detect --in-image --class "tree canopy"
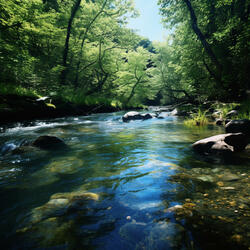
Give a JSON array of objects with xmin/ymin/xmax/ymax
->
[
  {"xmin": 0, "ymin": 0, "xmax": 249, "ymax": 107},
  {"xmin": 157, "ymin": 0, "xmax": 249, "ymax": 103}
]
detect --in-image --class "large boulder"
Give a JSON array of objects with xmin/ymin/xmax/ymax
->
[
  {"xmin": 122, "ymin": 111, "xmax": 153, "ymax": 122},
  {"xmin": 192, "ymin": 133, "xmax": 248, "ymax": 155},
  {"xmin": 225, "ymin": 119, "xmax": 250, "ymax": 137},
  {"xmin": 32, "ymin": 135, "xmax": 66, "ymax": 150}
]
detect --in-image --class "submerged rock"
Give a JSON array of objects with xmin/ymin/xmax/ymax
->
[
  {"xmin": 11, "ymin": 146, "xmax": 40, "ymax": 155},
  {"xmin": 196, "ymin": 175, "xmax": 214, "ymax": 183},
  {"xmin": 192, "ymin": 133, "xmax": 248, "ymax": 155},
  {"xmin": 119, "ymin": 220, "xmax": 147, "ymax": 243},
  {"xmin": 120, "ymin": 220, "xmax": 186, "ymax": 249},
  {"xmin": 17, "ymin": 216, "xmax": 75, "ymax": 248},
  {"xmin": 220, "ymin": 173, "xmax": 240, "ymax": 182},
  {"xmin": 144, "ymin": 221, "xmax": 185, "ymax": 249},
  {"xmin": 32, "ymin": 135, "xmax": 66, "ymax": 150},
  {"xmin": 31, "ymin": 191, "xmax": 99, "ymax": 223},
  {"xmin": 122, "ymin": 111, "xmax": 153, "ymax": 122},
  {"xmin": 0, "ymin": 143, "xmax": 17, "ymax": 155},
  {"xmin": 45, "ymin": 156, "xmax": 84, "ymax": 174}
]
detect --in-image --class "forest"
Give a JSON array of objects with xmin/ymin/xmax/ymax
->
[
  {"xmin": 0, "ymin": 1, "xmax": 250, "ymax": 249},
  {"xmin": 0, "ymin": 0, "xmax": 249, "ymax": 111}
]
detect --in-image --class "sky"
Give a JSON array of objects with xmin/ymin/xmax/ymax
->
[{"xmin": 127, "ymin": 0, "xmax": 169, "ymax": 42}]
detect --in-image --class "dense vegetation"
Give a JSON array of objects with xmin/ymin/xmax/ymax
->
[
  {"xmin": 0, "ymin": 0, "xmax": 249, "ymax": 109},
  {"xmin": 157, "ymin": 0, "xmax": 249, "ymax": 103}
]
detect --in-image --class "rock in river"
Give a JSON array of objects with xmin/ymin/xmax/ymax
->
[
  {"xmin": 31, "ymin": 191, "xmax": 99, "ymax": 223},
  {"xmin": 215, "ymin": 118, "xmax": 224, "ymax": 126},
  {"xmin": 32, "ymin": 135, "xmax": 66, "ymax": 150},
  {"xmin": 122, "ymin": 111, "xmax": 153, "ymax": 122},
  {"xmin": 192, "ymin": 133, "xmax": 248, "ymax": 155},
  {"xmin": 226, "ymin": 110, "xmax": 238, "ymax": 118},
  {"xmin": 225, "ymin": 119, "xmax": 250, "ymax": 137}
]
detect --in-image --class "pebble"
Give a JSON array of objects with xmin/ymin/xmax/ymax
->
[
  {"xmin": 220, "ymin": 187, "xmax": 235, "ymax": 190},
  {"xmin": 221, "ymin": 174, "xmax": 240, "ymax": 182}
]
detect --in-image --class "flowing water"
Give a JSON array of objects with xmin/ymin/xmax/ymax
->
[{"xmin": 0, "ymin": 111, "xmax": 249, "ymax": 249}]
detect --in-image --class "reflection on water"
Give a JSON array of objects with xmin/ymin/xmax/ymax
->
[{"xmin": 0, "ymin": 112, "xmax": 249, "ymax": 249}]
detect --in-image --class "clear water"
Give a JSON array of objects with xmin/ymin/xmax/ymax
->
[{"xmin": 0, "ymin": 112, "xmax": 249, "ymax": 249}]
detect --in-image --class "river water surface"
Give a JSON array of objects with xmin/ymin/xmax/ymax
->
[{"xmin": 0, "ymin": 111, "xmax": 249, "ymax": 249}]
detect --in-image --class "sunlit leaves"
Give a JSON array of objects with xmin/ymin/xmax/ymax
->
[{"xmin": 157, "ymin": 0, "xmax": 250, "ymax": 101}]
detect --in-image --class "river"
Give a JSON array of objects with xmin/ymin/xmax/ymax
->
[{"xmin": 0, "ymin": 111, "xmax": 249, "ymax": 249}]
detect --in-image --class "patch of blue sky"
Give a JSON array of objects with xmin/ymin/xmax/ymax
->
[{"xmin": 126, "ymin": 0, "xmax": 171, "ymax": 42}]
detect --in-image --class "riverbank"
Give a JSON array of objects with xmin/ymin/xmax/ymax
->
[
  {"xmin": 1, "ymin": 93, "xmax": 249, "ymax": 129},
  {"xmin": 0, "ymin": 94, "xmax": 121, "ymax": 125}
]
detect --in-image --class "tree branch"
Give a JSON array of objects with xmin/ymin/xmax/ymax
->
[{"xmin": 183, "ymin": 0, "xmax": 223, "ymax": 86}]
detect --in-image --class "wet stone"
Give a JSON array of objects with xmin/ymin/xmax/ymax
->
[
  {"xmin": 119, "ymin": 221, "xmax": 147, "ymax": 244},
  {"xmin": 143, "ymin": 222, "xmax": 186, "ymax": 249},
  {"xmin": 220, "ymin": 173, "xmax": 241, "ymax": 182},
  {"xmin": 30, "ymin": 191, "xmax": 99, "ymax": 223},
  {"xmin": 196, "ymin": 175, "xmax": 214, "ymax": 183},
  {"xmin": 46, "ymin": 156, "xmax": 84, "ymax": 174}
]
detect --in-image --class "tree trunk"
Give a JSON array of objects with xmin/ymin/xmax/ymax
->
[
  {"xmin": 74, "ymin": 0, "xmax": 107, "ymax": 88},
  {"xmin": 126, "ymin": 77, "xmax": 142, "ymax": 104},
  {"xmin": 183, "ymin": 0, "xmax": 223, "ymax": 85},
  {"xmin": 60, "ymin": 0, "xmax": 81, "ymax": 85}
]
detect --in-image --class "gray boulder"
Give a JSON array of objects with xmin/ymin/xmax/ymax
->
[
  {"xmin": 192, "ymin": 133, "xmax": 248, "ymax": 155},
  {"xmin": 225, "ymin": 119, "xmax": 250, "ymax": 137},
  {"xmin": 122, "ymin": 111, "xmax": 153, "ymax": 122}
]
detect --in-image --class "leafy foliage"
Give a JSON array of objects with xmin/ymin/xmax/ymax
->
[
  {"xmin": 0, "ymin": 0, "xmax": 249, "ymax": 108},
  {"xmin": 157, "ymin": 0, "xmax": 250, "ymax": 103},
  {"xmin": 0, "ymin": 0, "xmax": 159, "ymax": 107}
]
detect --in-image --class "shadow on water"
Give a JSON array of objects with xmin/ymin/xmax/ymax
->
[{"xmin": 0, "ymin": 112, "xmax": 249, "ymax": 249}]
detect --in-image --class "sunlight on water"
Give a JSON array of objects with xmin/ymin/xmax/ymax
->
[{"xmin": 0, "ymin": 112, "xmax": 249, "ymax": 249}]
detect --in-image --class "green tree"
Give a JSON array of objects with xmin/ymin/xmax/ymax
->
[{"xmin": 158, "ymin": 0, "xmax": 250, "ymax": 101}]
